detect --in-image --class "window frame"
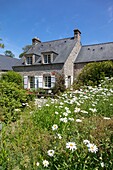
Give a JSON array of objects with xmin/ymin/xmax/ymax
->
[
  {"xmin": 44, "ymin": 75, "xmax": 51, "ymax": 88},
  {"xmin": 29, "ymin": 76, "xmax": 35, "ymax": 89},
  {"xmin": 43, "ymin": 54, "xmax": 51, "ymax": 64},
  {"xmin": 26, "ymin": 56, "xmax": 33, "ymax": 65}
]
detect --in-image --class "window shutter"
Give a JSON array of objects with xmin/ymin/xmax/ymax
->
[
  {"xmin": 34, "ymin": 76, "xmax": 38, "ymax": 89},
  {"xmin": 24, "ymin": 76, "xmax": 28, "ymax": 89},
  {"xmin": 51, "ymin": 75, "xmax": 55, "ymax": 88},
  {"xmin": 38, "ymin": 76, "xmax": 43, "ymax": 88},
  {"xmin": 65, "ymin": 75, "xmax": 68, "ymax": 88}
]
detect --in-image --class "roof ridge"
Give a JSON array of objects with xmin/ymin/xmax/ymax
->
[
  {"xmin": 82, "ymin": 41, "xmax": 113, "ymax": 47},
  {"xmin": 41, "ymin": 37, "xmax": 74, "ymax": 44}
]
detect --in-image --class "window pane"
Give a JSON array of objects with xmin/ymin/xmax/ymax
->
[
  {"xmin": 26, "ymin": 57, "xmax": 32, "ymax": 64},
  {"xmin": 44, "ymin": 55, "xmax": 47, "ymax": 63},
  {"xmin": 30, "ymin": 77, "xmax": 34, "ymax": 88},
  {"xmin": 48, "ymin": 55, "xmax": 51, "ymax": 63},
  {"xmin": 44, "ymin": 76, "xmax": 51, "ymax": 88}
]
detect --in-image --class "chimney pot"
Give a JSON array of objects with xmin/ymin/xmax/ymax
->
[
  {"xmin": 73, "ymin": 29, "xmax": 81, "ymax": 41},
  {"xmin": 32, "ymin": 37, "xmax": 41, "ymax": 45}
]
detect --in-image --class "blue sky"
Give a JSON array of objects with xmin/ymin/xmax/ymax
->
[{"xmin": 0, "ymin": 0, "xmax": 113, "ymax": 58}]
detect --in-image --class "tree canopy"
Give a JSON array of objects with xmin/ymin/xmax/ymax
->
[
  {"xmin": 4, "ymin": 50, "xmax": 15, "ymax": 58},
  {"xmin": 0, "ymin": 38, "xmax": 4, "ymax": 48},
  {"xmin": 19, "ymin": 45, "xmax": 32, "ymax": 58}
]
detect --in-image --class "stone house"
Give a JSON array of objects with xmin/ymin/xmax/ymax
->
[{"xmin": 13, "ymin": 29, "xmax": 113, "ymax": 90}]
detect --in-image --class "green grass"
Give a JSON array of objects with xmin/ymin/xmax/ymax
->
[{"xmin": 0, "ymin": 77, "xmax": 113, "ymax": 169}]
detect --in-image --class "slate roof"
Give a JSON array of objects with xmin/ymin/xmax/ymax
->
[
  {"xmin": 0, "ymin": 55, "xmax": 20, "ymax": 71},
  {"xmin": 75, "ymin": 42, "xmax": 113, "ymax": 63},
  {"xmin": 16, "ymin": 37, "xmax": 77, "ymax": 66}
]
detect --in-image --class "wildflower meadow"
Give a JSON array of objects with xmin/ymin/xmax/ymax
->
[{"xmin": 0, "ymin": 77, "xmax": 113, "ymax": 169}]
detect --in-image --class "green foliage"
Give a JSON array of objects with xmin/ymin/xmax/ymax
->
[
  {"xmin": 0, "ymin": 81, "xmax": 34, "ymax": 123},
  {"xmin": 19, "ymin": 45, "xmax": 32, "ymax": 58},
  {"xmin": 4, "ymin": 50, "xmax": 15, "ymax": 58},
  {"xmin": 1, "ymin": 71, "xmax": 23, "ymax": 88},
  {"xmin": 0, "ymin": 38, "xmax": 4, "ymax": 48},
  {"xmin": 52, "ymin": 72, "xmax": 66, "ymax": 94},
  {"xmin": 76, "ymin": 61, "xmax": 113, "ymax": 86},
  {"xmin": 0, "ymin": 77, "xmax": 113, "ymax": 169}
]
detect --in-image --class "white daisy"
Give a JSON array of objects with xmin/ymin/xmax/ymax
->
[
  {"xmin": 47, "ymin": 150, "xmax": 55, "ymax": 157},
  {"xmin": 57, "ymin": 133, "xmax": 62, "ymax": 139},
  {"xmin": 76, "ymin": 119, "xmax": 82, "ymax": 122},
  {"xmin": 83, "ymin": 139, "xmax": 90, "ymax": 145},
  {"xmin": 43, "ymin": 160, "xmax": 49, "ymax": 167},
  {"xmin": 87, "ymin": 143, "xmax": 98, "ymax": 153},
  {"xmin": 100, "ymin": 162, "xmax": 105, "ymax": 167},
  {"xmin": 52, "ymin": 124, "xmax": 58, "ymax": 130},
  {"xmin": 36, "ymin": 162, "xmax": 40, "ymax": 166},
  {"xmin": 66, "ymin": 142, "xmax": 77, "ymax": 152}
]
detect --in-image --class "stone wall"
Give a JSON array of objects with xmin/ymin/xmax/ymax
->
[
  {"xmin": 74, "ymin": 62, "xmax": 87, "ymax": 79},
  {"xmin": 63, "ymin": 41, "xmax": 81, "ymax": 85},
  {"xmin": 13, "ymin": 63, "xmax": 63, "ymax": 77}
]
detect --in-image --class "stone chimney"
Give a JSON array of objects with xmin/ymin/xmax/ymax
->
[
  {"xmin": 73, "ymin": 29, "xmax": 81, "ymax": 41},
  {"xmin": 32, "ymin": 37, "xmax": 41, "ymax": 45}
]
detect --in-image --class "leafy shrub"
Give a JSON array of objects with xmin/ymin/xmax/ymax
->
[
  {"xmin": 75, "ymin": 61, "xmax": 113, "ymax": 87},
  {"xmin": 1, "ymin": 71, "xmax": 23, "ymax": 87},
  {"xmin": 52, "ymin": 72, "xmax": 66, "ymax": 94},
  {"xmin": 0, "ymin": 81, "xmax": 34, "ymax": 123}
]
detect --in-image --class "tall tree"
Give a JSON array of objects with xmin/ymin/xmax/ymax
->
[
  {"xmin": 0, "ymin": 38, "xmax": 4, "ymax": 48},
  {"xmin": 4, "ymin": 50, "xmax": 15, "ymax": 58},
  {"xmin": 19, "ymin": 45, "xmax": 32, "ymax": 58}
]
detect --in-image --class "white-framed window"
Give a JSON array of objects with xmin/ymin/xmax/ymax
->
[
  {"xmin": 26, "ymin": 56, "xmax": 32, "ymax": 65},
  {"xmin": 44, "ymin": 54, "xmax": 51, "ymax": 64},
  {"xmin": 29, "ymin": 77, "xmax": 35, "ymax": 88},
  {"xmin": 44, "ymin": 75, "xmax": 51, "ymax": 88}
]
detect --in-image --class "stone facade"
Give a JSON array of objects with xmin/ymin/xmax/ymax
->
[{"xmin": 63, "ymin": 41, "xmax": 81, "ymax": 87}]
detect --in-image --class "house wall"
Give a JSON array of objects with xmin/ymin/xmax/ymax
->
[
  {"xmin": 74, "ymin": 62, "xmax": 87, "ymax": 79},
  {"xmin": 63, "ymin": 41, "xmax": 81, "ymax": 87},
  {"xmin": 13, "ymin": 63, "xmax": 64, "ymax": 77}
]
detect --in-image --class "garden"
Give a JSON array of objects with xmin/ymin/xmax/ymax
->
[{"xmin": 0, "ymin": 62, "xmax": 113, "ymax": 170}]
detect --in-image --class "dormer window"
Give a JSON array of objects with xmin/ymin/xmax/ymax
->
[
  {"xmin": 26, "ymin": 56, "xmax": 32, "ymax": 65},
  {"xmin": 44, "ymin": 54, "xmax": 51, "ymax": 64}
]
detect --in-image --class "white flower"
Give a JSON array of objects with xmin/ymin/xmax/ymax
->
[
  {"xmin": 76, "ymin": 119, "xmax": 82, "ymax": 122},
  {"xmin": 57, "ymin": 133, "xmax": 62, "ymax": 139},
  {"xmin": 36, "ymin": 162, "xmax": 40, "ymax": 166},
  {"xmin": 46, "ymin": 104, "xmax": 49, "ymax": 106},
  {"xmin": 60, "ymin": 117, "xmax": 68, "ymax": 123},
  {"xmin": 87, "ymin": 143, "xmax": 98, "ymax": 153},
  {"xmin": 55, "ymin": 111, "xmax": 59, "ymax": 115},
  {"xmin": 74, "ymin": 107, "xmax": 80, "ymax": 113},
  {"xmin": 66, "ymin": 142, "xmax": 77, "ymax": 152},
  {"xmin": 103, "ymin": 117, "xmax": 111, "ymax": 120},
  {"xmin": 81, "ymin": 110, "xmax": 88, "ymax": 114},
  {"xmin": 43, "ymin": 160, "xmax": 49, "ymax": 167},
  {"xmin": 52, "ymin": 124, "xmax": 58, "ymax": 130},
  {"xmin": 63, "ymin": 112, "xmax": 68, "ymax": 117},
  {"xmin": 14, "ymin": 109, "xmax": 21, "ymax": 112},
  {"xmin": 89, "ymin": 108, "xmax": 97, "ymax": 112},
  {"xmin": 47, "ymin": 150, "xmax": 55, "ymax": 157},
  {"xmin": 100, "ymin": 162, "xmax": 105, "ymax": 167},
  {"xmin": 83, "ymin": 139, "xmax": 90, "ymax": 145},
  {"xmin": 68, "ymin": 118, "xmax": 74, "ymax": 121}
]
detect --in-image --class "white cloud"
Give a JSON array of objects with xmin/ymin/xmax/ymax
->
[{"xmin": 108, "ymin": 6, "xmax": 113, "ymax": 23}]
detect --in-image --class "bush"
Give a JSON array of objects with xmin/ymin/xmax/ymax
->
[
  {"xmin": 1, "ymin": 71, "xmax": 23, "ymax": 88},
  {"xmin": 75, "ymin": 61, "xmax": 113, "ymax": 87},
  {"xmin": 52, "ymin": 72, "xmax": 66, "ymax": 94},
  {"xmin": 0, "ymin": 81, "xmax": 34, "ymax": 123}
]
